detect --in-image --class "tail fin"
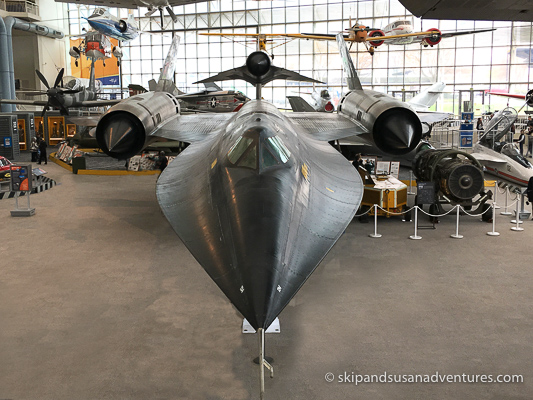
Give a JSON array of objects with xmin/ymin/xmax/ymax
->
[
  {"xmin": 203, "ymin": 82, "xmax": 222, "ymax": 92},
  {"xmin": 155, "ymin": 35, "xmax": 181, "ymax": 93},
  {"xmin": 336, "ymin": 33, "xmax": 362, "ymax": 91},
  {"xmin": 408, "ymin": 82, "xmax": 446, "ymax": 110}
]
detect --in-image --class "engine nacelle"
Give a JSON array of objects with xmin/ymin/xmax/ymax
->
[
  {"xmin": 368, "ymin": 30, "xmax": 385, "ymax": 47},
  {"xmin": 424, "ymin": 28, "xmax": 442, "ymax": 46},
  {"xmin": 338, "ymin": 90, "xmax": 422, "ymax": 155},
  {"xmin": 95, "ymin": 91, "xmax": 180, "ymax": 159},
  {"xmin": 112, "ymin": 46, "xmax": 123, "ymax": 59},
  {"xmin": 413, "ymin": 149, "xmax": 485, "ymax": 202},
  {"xmin": 69, "ymin": 46, "xmax": 81, "ymax": 59}
]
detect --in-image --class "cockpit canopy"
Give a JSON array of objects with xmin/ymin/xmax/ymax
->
[{"xmin": 227, "ymin": 129, "xmax": 291, "ymax": 170}]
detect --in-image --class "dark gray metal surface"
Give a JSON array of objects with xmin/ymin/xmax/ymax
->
[
  {"xmin": 155, "ymin": 100, "xmax": 363, "ymax": 330},
  {"xmin": 398, "ymin": 0, "xmax": 533, "ymax": 21}
]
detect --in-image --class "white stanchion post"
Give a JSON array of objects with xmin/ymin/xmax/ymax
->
[
  {"xmin": 511, "ymin": 192, "xmax": 524, "ymax": 224},
  {"xmin": 450, "ymin": 205, "xmax": 464, "ymax": 239},
  {"xmin": 501, "ymin": 186, "xmax": 512, "ymax": 215},
  {"xmin": 409, "ymin": 206, "xmax": 422, "ymax": 240},
  {"xmin": 493, "ymin": 181, "xmax": 500, "ymax": 209},
  {"xmin": 408, "ymin": 170, "xmax": 415, "ymax": 195},
  {"xmin": 487, "ymin": 202, "xmax": 500, "ymax": 236},
  {"xmin": 511, "ymin": 198, "xmax": 524, "ymax": 231},
  {"xmin": 369, "ymin": 204, "xmax": 382, "ymax": 238}
]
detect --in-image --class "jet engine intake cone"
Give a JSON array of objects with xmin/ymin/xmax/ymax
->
[
  {"xmin": 446, "ymin": 163, "xmax": 484, "ymax": 201},
  {"xmin": 373, "ymin": 108, "xmax": 422, "ymax": 155},
  {"xmin": 96, "ymin": 111, "xmax": 146, "ymax": 159}
]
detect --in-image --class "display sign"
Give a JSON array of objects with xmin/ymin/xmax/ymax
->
[
  {"xmin": 3, "ymin": 137, "xmax": 11, "ymax": 148},
  {"xmin": 10, "ymin": 164, "xmax": 32, "ymax": 192},
  {"xmin": 461, "ymin": 112, "xmax": 474, "ymax": 121},
  {"xmin": 459, "ymin": 122, "xmax": 474, "ymax": 148},
  {"xmin": 416, "ymin": 182, "xmax": 435, "ymax": 205}
]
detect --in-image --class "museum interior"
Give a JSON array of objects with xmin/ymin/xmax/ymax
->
[{"xmin": 1, "ymin": 1, "xmax": 533, "ymax": 399}]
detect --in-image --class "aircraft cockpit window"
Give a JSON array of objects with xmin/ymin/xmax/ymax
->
[
  {"xmin": 227, "ymin": 136, "xmax": 258, "ymax": 169},
  {"xmin": 261, "ymin": 147, "xmax": 280, "ymax": 168},
  {"xmin": 320, "ymin": 90, "xmax": 329, "ymax": 98},
  {"xmin": 267, "ymin": 136, "xmax": 290, "ymax": 163}
]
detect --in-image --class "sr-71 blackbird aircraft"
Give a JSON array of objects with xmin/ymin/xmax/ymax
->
[{"xmin": 94, "ymin": 33, "xmax": 423, "ymax": 398}]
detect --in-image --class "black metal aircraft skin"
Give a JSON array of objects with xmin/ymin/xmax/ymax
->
[
  {"xmin": 156, "ymin": 100, "xmax": 363, "ymax": 330},
  {"xmin": 95, "ymin": 51, "xmax": 372, "ymax": 331}
]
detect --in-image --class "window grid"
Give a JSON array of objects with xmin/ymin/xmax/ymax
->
[{"xmin": 68, "ymin": 0, "xmax": 533, "ymax": 113}]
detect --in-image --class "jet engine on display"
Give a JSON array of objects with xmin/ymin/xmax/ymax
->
[{"xmin": 412, "ymin": 148, "xmax": 492, "ymax": 220}]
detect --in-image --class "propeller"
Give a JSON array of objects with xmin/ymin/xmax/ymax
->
[{"xmin": 36, "ymin": 68, "xmax": 82, "ymax": 117}]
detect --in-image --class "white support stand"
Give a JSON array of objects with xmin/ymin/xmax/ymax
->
[
  {"xmin": 487, "ymin": 202, "xmax": 500, "ymax": 236},
  {"xmin": 243, "ymin": 318, "xmax": 280, "ymax": 334},
  {"xmin": 500, "ymin": 186, "xmax": 512, "ymax": 215},
  {"xmin": 493, "ymin": 181, "xmax": 500, "ymax": 209},
  {"xmin": 409, "ymin": 206, "xmax": 422, "ymax": 240},
  {"xmin": 450, "ymin": 205, "xmax": 463, "ymax": 239},
  {"xmin": 368, "ymin": 204, "xmax": 382, "ymax": 238},
  {"xmin": 511, "ymin": 199, "xmax": 524, "ymax": 231}
]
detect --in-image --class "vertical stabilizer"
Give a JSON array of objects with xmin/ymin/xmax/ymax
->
[
  {"xmin": 156, "ymin": 34, "xmax": 180, "ymax": 93},
  {"xmin": 336, "ymin": 33, "xmax": 362, "ymax": 91},
  {"xmin": 408, "ymin": 82, "xmax": 446, "ymax": 111}
]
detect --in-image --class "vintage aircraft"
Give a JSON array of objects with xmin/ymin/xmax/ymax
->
[
  {"xmin": 202, "ymin": 19, "xmax": 495, "ymax": 56},
  {"xmin": 55, "ymin": 0, "xmax": 209, "ymax": 25},
  {"xmin": 287, "ymin": 88, "xmax": 335, "ymax": 113},
  {"xmin": 0, "ymin": 58, "xmax": 121, "ymax": 117},
  {"xmin": 147, "ymin": 80, "xmax": 251, "ymax": 113},
  {"xmin": 471, "ymin": 95, "xmax": 533, "ymax": 187},
  {"xmin": 92, "ymin": 33, "xmax": 423, "ymax": 397},
  {"xmin": 85, "ymin": 7, "xmax": 139, "ymax": 42},
  {"xmin": 70, "ymin": 30, "xmax": 123, "ymax": 67}
]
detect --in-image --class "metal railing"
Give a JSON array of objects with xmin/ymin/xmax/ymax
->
[{"xmin": 0, "ymin": 0, "xmax": 39, "ymax": 16}]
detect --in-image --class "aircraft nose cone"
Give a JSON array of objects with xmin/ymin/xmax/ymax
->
[{"xmin": 374, "ymin": 108, "xmax": 422, "ymax": 155}]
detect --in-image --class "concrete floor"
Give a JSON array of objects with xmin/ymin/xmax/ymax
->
[{"xmin": 1, "ymin": 160, "xmax": 532, "ymax": 400}]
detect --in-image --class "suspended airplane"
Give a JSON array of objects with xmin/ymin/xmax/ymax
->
[
  {"xmin": 471, "ymin": 93, "xmax": 533, "ymax": 187},
  {"xmin": 69, "ymin": 30, "xmax": 123, "ymax": 67},
  {"xmin": 91, "ymin": 33, "xmax": 422, "ymax": 398},
  {"xmin": 201, "ymin": 19, "xmax": 495, "ymax": 56},
  {"xmin": 85, "ymin": 7, "xmax": 139, "ymax": 42},
  {"xmin": 0, "ymin": 58, "xmax": 121, "ymax": 117},
  {"xmin": 54, "ymin": 0, "xmax": 209, "ymax": 26}
]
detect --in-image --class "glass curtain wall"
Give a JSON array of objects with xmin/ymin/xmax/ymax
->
[{"xmin": 67, "ymin": 0, "xmax": 533, "ymax": 113}]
